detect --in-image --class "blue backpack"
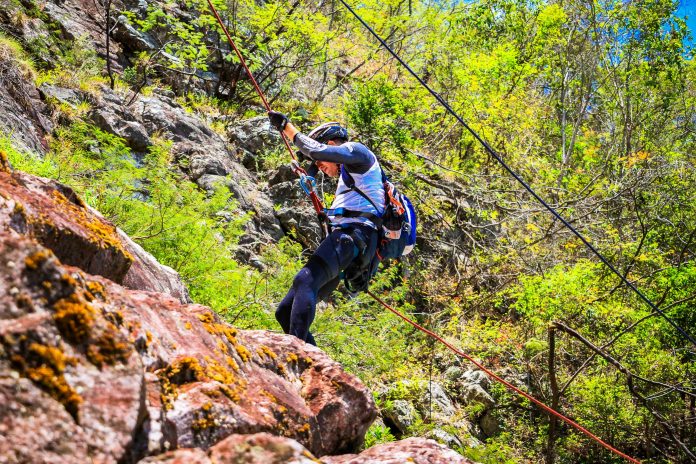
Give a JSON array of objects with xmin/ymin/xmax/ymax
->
[{"xmin": 377, "ymin": 188, "xmax": 417, "ymax": 260}]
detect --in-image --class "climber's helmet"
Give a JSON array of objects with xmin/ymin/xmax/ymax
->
[{"xmin": 307, "ymin": 122, "xmax": 349, "ymax": 144}]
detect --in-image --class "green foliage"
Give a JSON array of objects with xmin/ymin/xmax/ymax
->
[
  {"xmin": 463, "ymin": 436, "xmax": 517, "ymax": 464},
  {"xmin": 363, "ymin": 423, "xmax": 396, "ymax": 449},
  {"xmin": 345, "ymin": 76, "xmax": 419, "ymax": 152},
  {"xmin": 0, "ymin": 32, "xmax": 36, "ymax": 79},
  {"xmin": 34, "ymin": 36, "xmax": 105, "ymax": 92}
]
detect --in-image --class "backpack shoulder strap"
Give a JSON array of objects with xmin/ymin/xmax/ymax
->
[{"xmin": 337, "ymin": 165, "xmax": 383, "ymax": 213}]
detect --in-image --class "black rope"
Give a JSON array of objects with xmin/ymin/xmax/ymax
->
[{"xmin": 337, "ymin": 0, "xmax": 696, "ymax": 348}]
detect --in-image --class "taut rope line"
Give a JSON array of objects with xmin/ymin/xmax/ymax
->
[
  {"xmin": 206, "ymin": 0, "xmax": 329, "ymax": 236},
  {"xmin": 367, "ymin": 290, "xmax": 641, "ymax": 464}
]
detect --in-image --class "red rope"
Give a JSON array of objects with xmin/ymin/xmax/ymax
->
[
  {"xmin": 206, "ymin": 0, "xmax": 329, "ymax": 237},
  {"xmin": 366, "ymin": 290, "xmax": 641, "ymax": 464},
  {"xmin": 205, "ymin": 0, "xmax": 296, "ymax": 159}
]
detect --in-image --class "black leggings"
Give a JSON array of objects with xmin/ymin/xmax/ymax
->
[{"xmin": 275, "ymin": 224, "xmax": 378, "ymax": 345}]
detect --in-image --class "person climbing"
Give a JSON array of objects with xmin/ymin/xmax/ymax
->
[{"xmin": 268, "ymin": 111, "xmax": 385, "ymax": 345}]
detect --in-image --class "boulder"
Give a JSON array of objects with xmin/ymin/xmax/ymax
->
[
  {"xmin": 0, "ymin": 225, "xmax": 376, "ymax": 461},
  {"xmin": 0, "ymin": 169, "xmax": 134, "ymax": 283},
  {"xmin": 118, "ymin": 306, "xmax": 377, "ymax": 457},
  {"xmin": 228, "ymin": 117, "xmax": 282, "ymax": 155},
  {"xmin": 112, "ymin": 15, "xmax": 159, "ymax": 52},
  {"xmin": 382, "ymin": 399, "xmax": 419, "ymax": 435},
  {"xmin": 383, "ymin": 380, "xmax": 456, "ymax": 419},
  {"xmin": 89, "ymin": 90, "xmax": 152, "ymax": 151},
  {"xmin": 0, "ymin": 234, "xmax": 145, "ymax": 464},
  {"xmin": 0, "ymin": 43, "xmax": 52, "ymax": 153},
  {"xmin": 137, "ymin": 433, "xmax": 320, "ymax": 464},
  {"xmin": 427, "ymin": 428, "xmax": 463, "ymax": 450},
  {"xmin": 269, "ymin": 180, "xmax": 324, "ymax": 248},
  {"xmin": 322, "ymin": 437, "xmax": 477, "ymax": 464},
  {"xmin": 479, "ymin": 411, "xmax": 499, "ymax": 438}
]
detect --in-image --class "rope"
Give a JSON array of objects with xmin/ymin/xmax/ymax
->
[
  {"xmin": 366, "ymin": 290, "xmax": 641, "ymax": 464},
  {"xmin": 205, "ymin": 0, "xmax": 329, "ymax": 238},
  {"xmin": 337, "ymin": 0, "xmax": 696, "ymax": 348}
]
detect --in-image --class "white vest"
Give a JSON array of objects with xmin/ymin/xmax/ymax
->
[{"xmin": 329, "ymin": 159, "xmax": 385, "ymax": 228}]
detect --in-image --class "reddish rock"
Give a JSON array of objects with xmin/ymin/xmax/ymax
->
[
  {"xmin": 0, "ymin": 377, "xmax": 90, "ymax": 463},
  {"xmin": 322, "ymin": 437, "xmax": 476, "ymax": 464},
  {"xmin": 0, "ymin": 169, "xmax": 190, "ymax": 301},
  {"xmin": 138, "ymin": 433, "xmax": 321, "ymax": 464},
  {"xmin": 138, "ymin": 448, "xmax": 211, "ymax": 464},
  {"xmin": 104, "ymin": 284, "xmax": 376, "ymax": 457},
  {"xmin": 0, "ymin": 170, "xmax": 133, "ymax": 282},
  {"xmin": 209, "ymin": 433, "xmax": 320, "ymax": 464},
  {"xmin": 0, "ymin": 172, "xmax": 375, "ymax": 461},
  {"xmin": 0, "ymin": 234, "xmax": 145, "ymax": 463}
]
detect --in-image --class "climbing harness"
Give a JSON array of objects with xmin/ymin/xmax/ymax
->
[
  {"xmin": 205, "ymin": 0, "xmax": 329, "ymax": 239},
  {"xmin": 205, "ymin": 1, "xmax": 644, "ymax": 461},
  {"xmin": 335, "ymin": 0, "xmax": 696, "ymax": 349}
]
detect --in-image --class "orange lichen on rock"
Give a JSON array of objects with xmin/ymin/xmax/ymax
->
[
  {"xmin": 86, "ymin": 281, "xmax": 107, "ymax": 300},
  {"xmin": 224, "ymin": 355, "xmax": 239, "ymax": 372},
  {"xmin": 198, "ymin": 312, "xmax": 215, "ymax": 324},
  {"xmin": 256, "ymin": 345, "xmax": 277, "ymax": 360},
  {"xmin": 157, "ymin": 357, "xmax": 206, "ymax": 410},
  {"xmin": 298, "ymin": 423, "xmax": 311, "ymax": 433},
  {"xmin": 49, "ymin": 190, "xmax": 133, "ymax": 263},
  {"xmin": 203, "ymin": 356, "xmax": 247, "ymax": 403},
  {"xmin": 12, "ymin": 200, "xmax": 25, "ymax": 216},
  {"xmin": 52, "ymin": 295, "xmax": 96, "ymax": 344},
  {"xmin": 8, "ymin": 342, "xmax": 82, "ymax": 420},
  {"xmin": 0, "ymin": 150, "xmax": 9, "ymax": 172},
  {"xmin": 86, "ymin": 326, "xmax": 131, "ymax": 368},
  {"xmin": 145, "ymin": 330, "xmax": 153, "ymax": 347},
  {"xmin": 192, "ymin": 401, "xmax": 218, "ymax": 433},
  {"xmin": 235, "ymin": 344, "xmax": 251, "ymax": 363},
  {"xmin": 24, "ymin": 249, "xmax": 54, "ymax": 270},
  {"xmin": 197, "ymin": 311, "xmax": 238, "ymax": 346}
]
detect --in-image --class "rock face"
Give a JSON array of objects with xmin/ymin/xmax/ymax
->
[
  {"xmin": 0, "ymin": 40, "xmax": 52, "ymax": 153},
  {"xmin": 379, "ymin": 379, "xmax": 478, "ymax": 449},
  {"xmin": 322, "ymin": 437, "xmax": 477, "ymax": 464},
  {"xmin": 0, "ymin": 168, "xmax": 134, "ymax": 283},
  {"xmin": 0, "ymin": 235, "xmax": 145, "ymax": 464}
]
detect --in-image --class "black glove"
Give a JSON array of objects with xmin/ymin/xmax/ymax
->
[{"xmin": 268, "ymin": 111, "xmax": 288, "ymax": 131}]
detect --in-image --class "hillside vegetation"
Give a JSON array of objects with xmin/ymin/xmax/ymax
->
[{"xmin": 1, "ymin": 0, "xmax": 695, "ymax": 462}]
